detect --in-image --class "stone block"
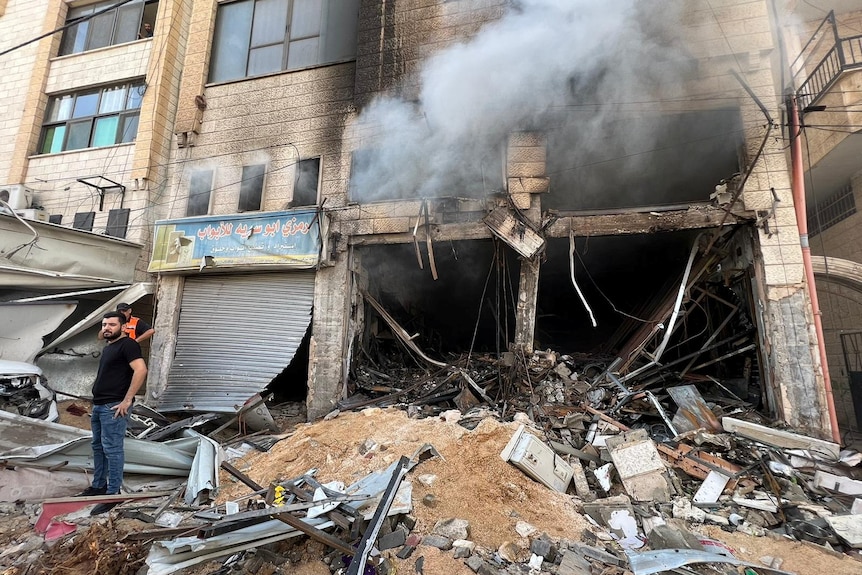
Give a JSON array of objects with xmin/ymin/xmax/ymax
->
[
  {"xmin": 421, "ymin": 534, "xmax": 452, "ymax": 550},
  {"xmin": 507, "ymin": 146, "xmax": 546, "ymax": 164},
  {"xmin": 529, "ymin": 537, "xmax": 557, "ymax": 562},
  {"xmin": 433, "ymin": 518, "xmax": 469, "ymax": 540},
  {"xmin": 508, "ymin": 132, "xmax": 545, "ymax": 148},
  {"xmin": 378, "ymin": 527, "xmax": 407, "ymax": 550},
  {"xmin": 509, "ymin": 192, "xmax": 531, "ymax": 210},
  {"xmin": 506, "ymin": 161, "xmax": 546, "ymax": 178},
  {"xmin": 371, "ymin": 217, "xmax": 410, "ymax": 234},
  {"xmin": 507, "ymin": 177, "xmax": 550, "ymax": 194}
]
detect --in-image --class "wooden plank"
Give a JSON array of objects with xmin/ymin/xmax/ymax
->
[
  {"xmin": 722, "ymin": 417, "xmax": 840, "ymax": 459},
  {"xmin": 545, "ymin": 205, "xmax": 746, "ymax": 238}
]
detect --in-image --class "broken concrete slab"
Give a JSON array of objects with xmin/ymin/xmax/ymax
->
[
  {"xmin": 378, "ymin": 527, "xmax": 407, "ymax": 550},
  {"xmin": 420, "ymin": 534, "xmax": 452, "ymax": 550},
  {"xmin": 606, "ymin": 429, "xmax": 671, "ymax": 502},
  {"xmin": 722, "ymin": 417, "xmax": 839, "ymax": 460},
  {"xmin": 813, "ymin": 470, "xmax": 862, "ymax": 496},
  {"xmin": 825, "ymin": 514, "xmax": 862, "ymax": 548},
  {"xmin": 557, "ymin": 549, "xmax": 592, "ymax": 575},
  {"xmin": 530, "ymin": 537, "xmax": 557, "ymax": 562}
]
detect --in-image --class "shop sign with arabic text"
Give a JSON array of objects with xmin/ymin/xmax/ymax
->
[{"xmin": 148, "ymin": 209, "xmax": 321, "ymax": 272}]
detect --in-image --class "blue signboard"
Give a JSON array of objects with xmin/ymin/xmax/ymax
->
[{"xmin": 148, "ymin": 209, "xmax": 322, "ymax": 272}]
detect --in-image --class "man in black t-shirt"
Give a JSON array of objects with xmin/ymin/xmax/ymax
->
[{"xmin": 77, "ymin": 312, "xmax": 148, "ymax": 515}]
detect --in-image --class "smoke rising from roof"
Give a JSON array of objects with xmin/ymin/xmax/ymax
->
[{"xmin": 349, "ymin": 0, "xmax": 694, "ymax": 202}]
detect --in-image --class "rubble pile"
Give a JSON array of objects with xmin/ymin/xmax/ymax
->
[{"xmin": 1, "ymin": 393, "xmax": 861, "ymax": 575}]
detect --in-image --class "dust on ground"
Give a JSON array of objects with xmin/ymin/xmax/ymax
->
[
  {"xmin": 219, "ymin": 407, "xmax": 591, "ymax": 548},
  {"xmin": 700, "ymin": 525, "xmax": 862, "ymax": 575}
]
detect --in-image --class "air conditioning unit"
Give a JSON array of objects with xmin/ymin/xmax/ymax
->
[
  {"xmin": 14, "ymin": 208, "xmax": 49, "ymax": 223},
  {"xmin": 0, "ymin": 185, "xmax": 33, "ymax": 212}
]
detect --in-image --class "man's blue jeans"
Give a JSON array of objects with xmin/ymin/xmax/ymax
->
[{"xmin": 90, "ymin": 402, "xmax": 128, "ymax": 494}]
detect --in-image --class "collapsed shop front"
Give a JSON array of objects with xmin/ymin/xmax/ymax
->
[
  {"xmin": 146, "ymin": 209, "xmax": 324, "ymax": 413},
  {"xmin": 346, "ymin": 210, "xmax": 771, "ymax": 421}
]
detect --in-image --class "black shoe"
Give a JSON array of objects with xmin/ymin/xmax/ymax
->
[
  {"xmin": 90, "ymin": 501, "xmax": 120, "ymax": 516},
  {"xmin": 76, "ymin": 486, "xmax": 107, "ymax": 497}
]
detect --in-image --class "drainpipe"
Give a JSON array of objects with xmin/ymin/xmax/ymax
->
[{"xmin": 787, "ymin": 95, "xmax": 841, "ymax": 443}]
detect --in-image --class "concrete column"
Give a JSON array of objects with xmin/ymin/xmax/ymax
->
[
  {"xmin": 513, "ymin": 238, "xmax": 541, "ymax": 353},
  {"xmin": 508, "ymin": 132, "xmax": 547, "ymax": 353},
  {"xmin": 306, "ymin": 254, "xmax": 352, "ymax": 419},
  {"xmin": 145, "ymin": 275, "xmax": 184, "ymax": 405}
]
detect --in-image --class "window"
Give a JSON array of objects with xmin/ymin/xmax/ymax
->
[
  {"xmin": 238, "ymin": 164, "xmax": 266, "ymax": 212},
  {"xmin": 807, "ymin": 183, "xmax": 857, "ymax": 237},
  {"xmin": 187, "ymin": 170, "xmax": 214, "ymax": 217},
  {"xmin": 106, "ymin": 208, "xmax": 130, "ymax": 238},
  {"xmin": 209, "ymin": 0, "xmax": 359, "ymax": 83},
  {"xmin": 292, "ymin": 157, "xmax": 320, "ymax": 206},
  {"xmin": 60, "ymin": 0, "xmax": 158, "ymax": 56},
  {"xmin": 39, "ymin": 82, "xmax": 145, "ymax": 154},
  {"xmin": 73, "ymin": 212, "xmax": 95, "ymax": 231}
]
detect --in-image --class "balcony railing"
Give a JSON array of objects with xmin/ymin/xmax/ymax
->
[{"xmin": 793, "ymin": 10, "xmax": 862, "ymax": 111}]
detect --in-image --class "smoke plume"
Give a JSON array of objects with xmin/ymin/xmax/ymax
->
[{"xmin": 349, "ymin": 0, "xmax": 693, "ymax": 202}]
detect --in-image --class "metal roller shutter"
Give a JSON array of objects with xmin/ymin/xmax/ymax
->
[{"xmin": 156, "ymin": 272, "xmax": 315, "ymax": 412}]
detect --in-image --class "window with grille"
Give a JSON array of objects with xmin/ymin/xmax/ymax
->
[
  {"xmin": 807, "ymin": 184, "xmax": 857, "ymax": 237},
  {"xmin": 39, "ymin": 81, "xmax": 145, "ymax": 154}
]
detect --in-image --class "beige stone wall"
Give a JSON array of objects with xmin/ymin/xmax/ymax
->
[
  {"xmin": 818, "ymin": 281, "xmax": 862, "ymax": 432},
  {"xmin": 0, "ymin": 0, "xmax": 61, "ymax": 185},
  {"xmin": 46, "ymin": 40, "xmax": 152, "ymax": 93},
  {"xmin": 0, "ymin": 0, "xmax": 191, "ymax": 285}
]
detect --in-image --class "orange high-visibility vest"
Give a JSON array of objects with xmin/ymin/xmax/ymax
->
[{"xmin": 123, "ymin": 316, "xmax": 141, "ymax": 340}]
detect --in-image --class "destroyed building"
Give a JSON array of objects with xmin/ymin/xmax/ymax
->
[{"xmin": 1, "ymin": 0, "xmax": 861, "ymax": 442}]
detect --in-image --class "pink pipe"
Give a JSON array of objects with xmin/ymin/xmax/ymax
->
[{"xmin": 789, "ymin": 97, "xmax": 841, "ymax": 443}]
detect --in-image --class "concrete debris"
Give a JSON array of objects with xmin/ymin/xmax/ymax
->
[
  {"xmin": 3, "ymin": 335, "xmax": 862, "ymax": 575},
  {"xmin": 433, "ymin": 517, "xmax": 470, "ymax": 540}
]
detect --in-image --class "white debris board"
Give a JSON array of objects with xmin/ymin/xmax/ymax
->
[
  {"xmin": 693, "ymin": 470, "xmax": 730, "ymax": 504},
  {"xmin": 500, "ymin": 425, "xmax": 573, "ymax": 493},
  {"xmin": 606, "ymin": 429, "xmax": 671, "ymax": 502}
]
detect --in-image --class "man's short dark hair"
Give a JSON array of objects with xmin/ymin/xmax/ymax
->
[
  {"xmin": 103, "ymin": 311, "xmax": 127, "ymax": 324},
  {"xmin": 116, "ymin": 303, "xmax": 132, "ymax": 311}
]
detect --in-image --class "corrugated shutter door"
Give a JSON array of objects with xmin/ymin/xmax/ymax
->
[{"xmin": 157, "ymin": 272, "xmax": 315, "ymax": 412}]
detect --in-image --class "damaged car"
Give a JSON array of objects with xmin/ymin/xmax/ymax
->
[{"xmin": 0, "ymin": 360, "xmax": 59, "ymax": 422}]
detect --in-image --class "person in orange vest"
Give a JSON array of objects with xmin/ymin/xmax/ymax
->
[{"xmin": 115, "ymin": 303, "xmax": 155, "ymax": 343}]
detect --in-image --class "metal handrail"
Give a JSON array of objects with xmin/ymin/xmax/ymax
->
[{"xmin": 794, "ymin": 9, "xmax": 862, "ymax": 110}]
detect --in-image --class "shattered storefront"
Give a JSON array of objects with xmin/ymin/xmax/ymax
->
[
  {"xmin": 146, "ymin": 209, "xmax": 326, "ymax": 413},
  {"xmin": 336, "ymin": 124, "xmax": 834, "ymax": 441}
]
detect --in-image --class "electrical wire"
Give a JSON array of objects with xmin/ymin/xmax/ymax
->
[{"xmin": 0, "ymin": 0, "xmax": 137, "ymax": 58}]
